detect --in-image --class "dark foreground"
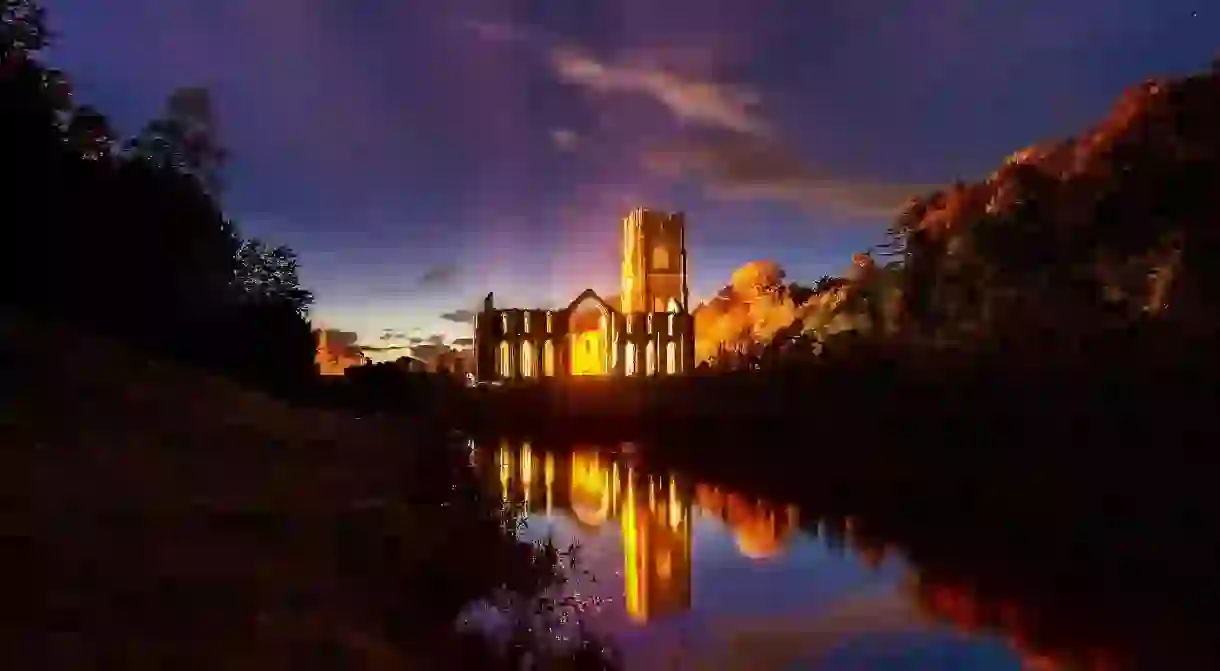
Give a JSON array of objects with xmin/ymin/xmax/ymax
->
[
  {"xmin": 8, "ymin": 316, "xmax": 1219, "ymax": 669},
  {"xmin": 2, "ymin": 317, "xmax": 606, "ymax": 670}
]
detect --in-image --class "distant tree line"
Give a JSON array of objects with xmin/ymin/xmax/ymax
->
[{"xmin": 0, "ymin": 1, "xmax": 315, "ymax": 397}]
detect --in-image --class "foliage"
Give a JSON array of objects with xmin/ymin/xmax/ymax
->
[
  {"xmin": 0, "ymin": 1, "xmax": 314, "ymax": 397},
  {"xmin": 717, "ymin": 60, "xmax": 1220, "ymax": 364},
  {"xmin": 879, "ymin": 69, "xmax": 1220, "ymax": 344}
]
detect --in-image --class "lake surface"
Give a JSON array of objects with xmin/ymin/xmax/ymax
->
[{"xmin": 465, "ymin": 440, "xmax": 1056, "ymax": 670}]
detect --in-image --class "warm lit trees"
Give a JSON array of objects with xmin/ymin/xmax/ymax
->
[{"xmin": 874, "ymin": 62, "xmax": 1220, "ymax": 348}]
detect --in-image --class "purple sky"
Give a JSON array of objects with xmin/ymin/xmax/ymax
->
[{"xmin": 45, "ymin": 1, "xmax": 1215, "ymax": 351}]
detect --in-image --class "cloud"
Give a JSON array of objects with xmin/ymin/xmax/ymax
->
[
  {"xmin": 642, "ymin": 132, "xmax": 929, "ymax": 218},
  {"xmin": 441, "ymin": 308, "xmax": 477, "ymax": 323},
  {"xmin": 550, "ymin": 128, "xmax": 580, "ymax": 152},
  {"xmin": 408, "ymin": 342, "xmax": 450, "ymax": 363},
  {"xmin": 360, "ymin": 343, "xmax": 412, "ymax": 353},
  {"xmin": 462, "ymin": 19, "xmax": 532, "ymax": 45},
  {"xmin": 419, "ymin": 264, "xmax": 458, "ymax": 287},
  {"xmin": 451, "ymin": 336, "xmax": 475, "ymax": 347},
  {"xmin": 547, "ymin": 46, "xmax": 924, "ymax": 218},
  {"xmin": 551, "ymin": 48, "xmax": 770, "ymax": 136}
]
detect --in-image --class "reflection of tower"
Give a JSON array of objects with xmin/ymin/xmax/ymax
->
[
  {"xmin": 621, "ymin": 209, "xmax": 690, "ymax": 314},
  {"xmin": 492, "ymin": 444, "xmax": 694, "ymax": 623},
  {"xmin": 621, "ymin": 471, "xmax": 693, "ymax": 623}
]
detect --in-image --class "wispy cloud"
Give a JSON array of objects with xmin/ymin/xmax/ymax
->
[
  {"xmin": 440, "ymin": 308, "xmax": 477, "ymax": 323},
  {"xmin": 461, "ymin": 19, "xmax": 533, "ymax": 45},
  {"xmin": 418, "ymin": 263, "xmax": 458, "ymax": 287},
  {"xmin": 643, "ymin": 132, "xmax": 929, "ymax": 217},
  {"xmin": 546, "ymin": 45, "xmax": 923, "ymax": 218},
  {"xmin": 552, "ymin": 48, "xmax": 770, "ymax": 137},
  {"xmin": 360, "ymin": 343, "xmax": 411, "ymax": 353}
]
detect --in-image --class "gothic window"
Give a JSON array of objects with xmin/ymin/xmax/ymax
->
[{"xmin": 652, "ymin": 245, "xmax": 669, "ymax": 270}]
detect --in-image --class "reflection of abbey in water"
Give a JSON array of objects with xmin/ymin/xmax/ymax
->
[
  {"xmin": 473, "ymin": 209, "xmax": 696, "ymax": 381},
  {"xmin": 490, "ymin": 443, "xmax": 804, "ymax": 623}
]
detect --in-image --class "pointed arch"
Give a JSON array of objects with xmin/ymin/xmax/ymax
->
[
  {"xmin": 521, "ymin": 340, "xmax": 535, "ymax": 378},
  {"xmin": 498, "ymin": 341, "xmax": 511, "ymax": 378},
  {"xmin": 543, "ymin": 340, "xmax": 555, "ymax": 377}
]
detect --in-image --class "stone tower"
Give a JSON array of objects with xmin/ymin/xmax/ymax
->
[{"xmin": 620, "ymin": 209, "xmax": 689, "ymax": 314}]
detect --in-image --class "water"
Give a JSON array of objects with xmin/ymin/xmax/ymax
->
[{"xmin": 467, "ymin": 441, "xmax": 1042, "ymax": 670}]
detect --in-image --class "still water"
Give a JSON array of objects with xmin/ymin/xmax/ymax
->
[{"xmin": 467, "ymin": 441, "xmax": 1053, "ymax": 671}]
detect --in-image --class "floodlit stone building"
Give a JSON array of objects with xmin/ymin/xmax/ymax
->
[{"xmin": 474, "ymin": 208, "xmax": 696, "ymax": 381}]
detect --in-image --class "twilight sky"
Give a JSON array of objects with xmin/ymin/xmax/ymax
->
[{"xmin": 45, "ymin": 0, "xmax": 1214, "ymax": 351}]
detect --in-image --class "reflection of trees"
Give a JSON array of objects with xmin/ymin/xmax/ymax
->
[
  {"xmin": 839, "ymin": 512, "xmax": 1203, "ymax": 671},
  {"xmin": 906, "ymin": 573, "xmax": 1122, "ymax": 671},
  {"xmin": 694, "ymin": 485, "xmax": 801, "ymax": 561}
]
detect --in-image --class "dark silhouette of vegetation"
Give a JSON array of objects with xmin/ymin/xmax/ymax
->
[
  {"xmin": 3, "ymin": 5, "xmax": 619, "ymax": 668},
  {"xmin": 0, "ymin": 1, "xmax": 314, "ymax": 398}
]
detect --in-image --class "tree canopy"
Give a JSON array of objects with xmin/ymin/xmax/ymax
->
[{"xmin": 0, "ymin": 1, "xmax": 317, "ymax": 396}]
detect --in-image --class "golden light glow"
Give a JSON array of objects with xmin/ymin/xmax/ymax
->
[
  {"xmin": 485, "ymin": 442, "xmax": 801, "ymax": 627},
  {"xmin": 521, "ymin": 341, "xmax": 536, "ymax": 378},
  {"xmin": 498, "ymin": 443, "xmax": 511, "ymax": 503},
  {"xmin": 570, "ymin": 329, "xmax": 609, "ymax": 375},
  {"xmin": 570, "ymin": 451, "xmax": 611, "ymax": 527},
  {"xmin": 544, "ymin": 452, "xmax": 554, "ymax": 517},
  {"xmin": 542, "ymin": 340, "xmax": 555, "ymax": 377},
  {"xmin": 621, "ymin": 469, "xmax": 643, "ymax": 619},
  {"xmin": 695, "ymin": 484, "xmax": 801, "ymax": 561},
  {"xmin": 520, "ymin": 442, "xmax": 533, "ymax": 507}
]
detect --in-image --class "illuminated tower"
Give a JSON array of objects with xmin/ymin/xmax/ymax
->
[{"xmin": 621, "ymin": 209, "xmax": 690, "ymax": 314}]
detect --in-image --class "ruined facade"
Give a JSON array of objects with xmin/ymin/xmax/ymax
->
[
  {"xmin": 474, "ymin": 208, "xmax": 696, "ymax": 381},
  {"xmin": 314, "ymin": 328, "xmax": 368, "ymax": 376}
]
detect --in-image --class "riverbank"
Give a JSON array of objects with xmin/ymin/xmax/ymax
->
[
  {"xmin": 1, "ymin": 315, "xmax": 573, "ymax": 669},
  {"xmin": 462, "ymin": 339, "xmax": 1218, "ymax": 477}
]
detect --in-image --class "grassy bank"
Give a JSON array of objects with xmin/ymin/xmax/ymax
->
[{"xmin": 1, "ymin": 314, "xmax": 608, "ymax": 669}]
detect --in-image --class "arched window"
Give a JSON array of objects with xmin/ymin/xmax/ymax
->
[
  {"xmin": 652, "ymin": 245, "xmax": 669, "ymax": 270},
  {"xmin": 498, "ymin": 341, "xmax": 511, "ymax": 378},
  {"xmin": 542, "ymin": 340, "xmax": 555, "ymax": 377},
  {"xmin": 666, "ymin": 341, "xmax": 677, "ymax": 375},
  {"xmin": 625, "ymin": 342, "xmax": 637, "ymax": 377},
  {"xmin": 645, "ymin": 341, "xmax": 656, "ymax": 376},
  {"xmin": 521, "ymin": 341, "xmax": 535, "ymax": 378}
]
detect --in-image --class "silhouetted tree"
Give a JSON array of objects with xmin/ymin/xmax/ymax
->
[
  {"xmin": 127, "ymin": 86, "xmax": 228, "ymax": 196},
  {"xmin": 0, "ymin": 2, "xmax": 318, "ymax": 398}
]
